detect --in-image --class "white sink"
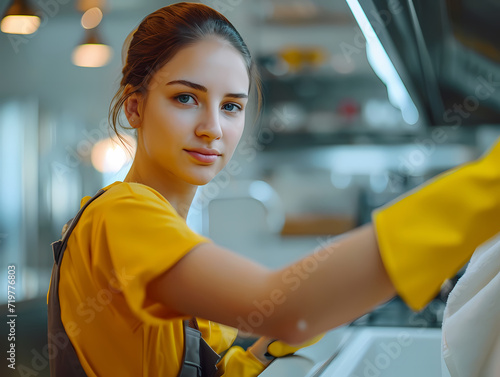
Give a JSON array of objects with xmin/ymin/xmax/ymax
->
[{"xmin": 321, "ymin": 327, "xmax": 442, "ymax": 377}]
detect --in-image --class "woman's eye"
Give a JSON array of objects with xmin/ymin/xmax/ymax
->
[
  {"xmin": 175, "ymin": 95, "xmax": 195, "ymax": 104},
  {"xmin": 222, "ymin": 103, "xmax": 241, "ymax": 112}
]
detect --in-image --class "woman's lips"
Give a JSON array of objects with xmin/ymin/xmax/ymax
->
[{"xmin": 184, "ymin": 148, "xmax": 221, "ymax": 164}]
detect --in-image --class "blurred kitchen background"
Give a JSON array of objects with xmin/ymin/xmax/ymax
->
[{"xmin": 1, "ymin": 0, "xmax": 500, "ymax": 374}]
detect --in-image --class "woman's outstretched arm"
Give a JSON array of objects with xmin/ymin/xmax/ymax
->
[{"xmin": 147, "ymin": 223, "xmax": 394, "ymax": 345}]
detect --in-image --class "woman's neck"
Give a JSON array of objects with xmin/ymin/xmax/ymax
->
[{"xmin": 123, "ymin": 161, "xmax": 197, "ymax": 220}]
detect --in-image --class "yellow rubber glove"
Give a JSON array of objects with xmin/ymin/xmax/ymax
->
[
  {"xmin": 247, "ymin": 334, "xmax": 324, "ymax": 365},
  {"xmin": 266, "ymin": 334, "xmax": 324, "ymax": 358},
  {"xmin": 215, "ymin": 346, "xmax": 268, "ymax": 377},
  {"xmin": 373, "ymin": 138, "xmax": 500, "ymax": 311}
]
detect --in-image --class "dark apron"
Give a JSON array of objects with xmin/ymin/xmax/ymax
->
[{"xmin": 47, "ymin": 189, "xmax": 221, "ymax": 377}]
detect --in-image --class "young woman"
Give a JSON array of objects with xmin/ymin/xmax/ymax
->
[{"xmin": 47, "ymin": 2, "xmax": 500, "ymax": 376}]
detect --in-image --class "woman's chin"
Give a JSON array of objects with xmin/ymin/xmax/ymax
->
[{"xmin": 185, "ymin": 173, "xmax": 217, "ymax": 187}]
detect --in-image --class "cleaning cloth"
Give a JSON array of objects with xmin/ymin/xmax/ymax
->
[{"xmin": 442, "ymin": 232, "xmax": 500, "ymax": 377}]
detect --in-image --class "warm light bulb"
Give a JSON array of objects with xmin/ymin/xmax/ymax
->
[
  {"xmin": 72, "ymin": 43, "xmax": 112, "ymax": 67},
  {"xmin": 81, "ymin": 7, "xmax": 103, "ymax": 29},
  {"xmin": 91, "ymin": 137, "xmax": 135, "ymax": 173},
  {"xmin": 1, "ymin": 15, "xmax": 40, "ymax": 34}
]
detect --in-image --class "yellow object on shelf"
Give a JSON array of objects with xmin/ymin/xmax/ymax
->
[{"xmin": 279, "ymin": 46, "xmax": 328, "ymax": 73}]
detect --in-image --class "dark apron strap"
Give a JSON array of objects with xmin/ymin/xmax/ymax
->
[
  {"xmin": 179, "ymin": 318, "xmax": 221, "ymax": 377},
  {"xmin": 48, "ymin": 189, "xmax": 106, "ymax": 376}
]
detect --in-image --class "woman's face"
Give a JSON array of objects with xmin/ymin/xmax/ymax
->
[{"xmin": 134, "ymin": 37, "xmax": 249, "ymax": 186}]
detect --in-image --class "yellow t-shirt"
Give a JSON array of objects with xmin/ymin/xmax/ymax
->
[{"xmin": 46, "ymin": 181, "xmax": 266, "ymax": 377}]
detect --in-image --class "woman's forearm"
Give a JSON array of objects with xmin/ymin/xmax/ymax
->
[{"xmin": 264, "ymin": 224, "xmax": 395, "ymax": 344}]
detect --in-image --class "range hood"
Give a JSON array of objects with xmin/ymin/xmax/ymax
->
[{"xmin": 352, "ymin": 0, "xmax": 500, "ymax": 126}]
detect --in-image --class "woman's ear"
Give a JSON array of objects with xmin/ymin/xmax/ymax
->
[{"xmin": 123, "ymin": 85, "xmax": 143, "ymax": 128}]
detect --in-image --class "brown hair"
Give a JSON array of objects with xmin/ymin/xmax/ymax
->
[{"xmin": 108, "ymin": 2, "xmax": 262, "ymax": 149}]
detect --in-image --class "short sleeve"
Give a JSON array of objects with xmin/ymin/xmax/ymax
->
[{"xmin": 94, "ymin": 183, "xmax": 210, "ymax": 324}]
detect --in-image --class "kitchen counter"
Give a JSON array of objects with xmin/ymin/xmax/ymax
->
[{"xmin": 260, "ymin": 325, "xmax": 443, "ymax": 377}]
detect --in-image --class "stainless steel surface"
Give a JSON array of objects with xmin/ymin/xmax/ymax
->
[
  {"xmin": 357, "ymin": 0, "xmax": 500, "ymax": 126},
  {"xmin": 303, "ymin": 328, "xmax": 355, "ymax": 377},
  {"xmin": 259, "ymin": 326, "xmax": 351, "ymax": 377}
]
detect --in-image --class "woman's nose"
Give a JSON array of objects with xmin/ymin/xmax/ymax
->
[{"xmin": 195, "ymin": 106, "xmax": 223, "ymax": 140}]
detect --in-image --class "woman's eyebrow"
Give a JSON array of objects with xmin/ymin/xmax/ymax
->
[
  {"xmin": 167, "ymin": 79, "xmax": 207, "ymax": 92},
  {"xmin": 166, "ymin": 79, "xmax": 248, "ymax": 99}
]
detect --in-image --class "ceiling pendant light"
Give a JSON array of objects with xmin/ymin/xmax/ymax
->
[
  {"xmin": 72, "ymin": 26, "xmax": 112, "ymax": 68},
  {"xmin": 1, "ymin": 0, "xmax": 41, "ymax": 35},
  {"xmin": 72, "ymin": 2, "xmax": 112, "ymax": 68}
]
